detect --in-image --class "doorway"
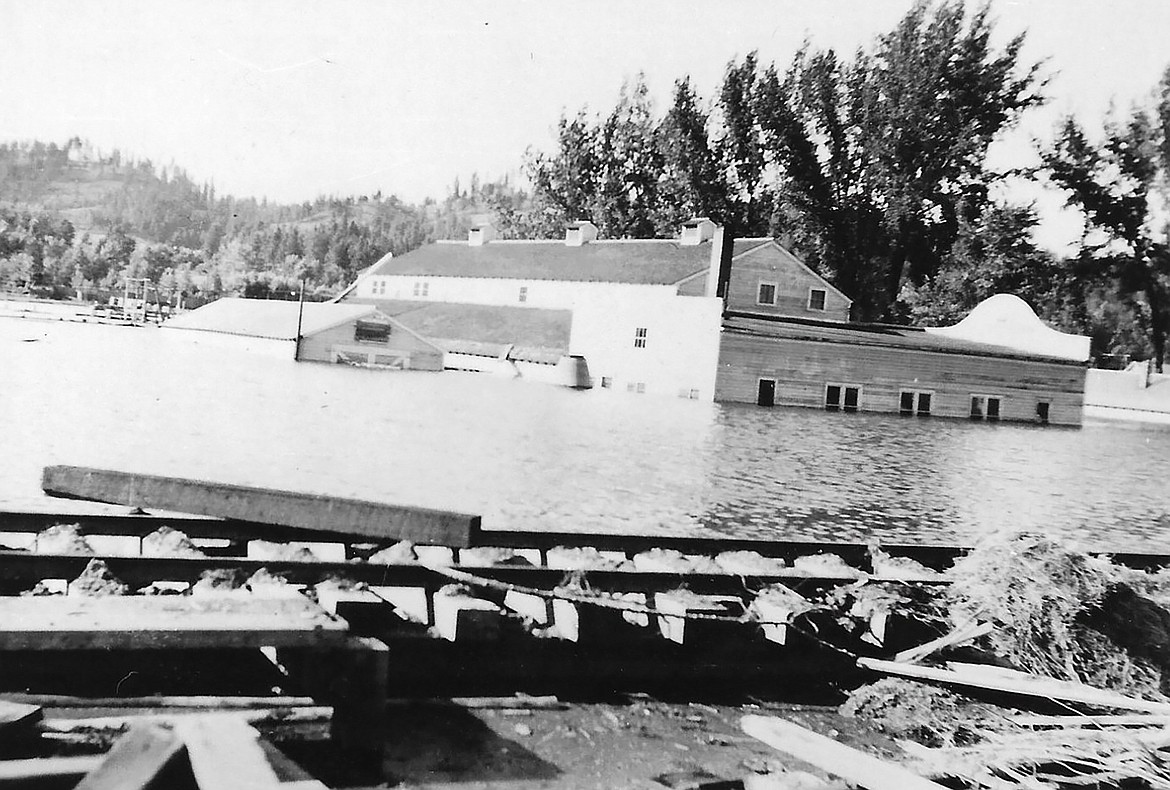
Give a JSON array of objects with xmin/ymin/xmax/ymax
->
[{"xmin": 757, "ymin": 379, "xmax": 776, "ymax": 407}]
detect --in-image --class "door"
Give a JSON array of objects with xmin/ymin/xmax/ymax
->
[{"xmin": 757, "ymin": 379, "xmax": 776, "ymax": 407}]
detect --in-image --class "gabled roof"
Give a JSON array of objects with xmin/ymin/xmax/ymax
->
[
  {"xmin": 724, "ymin": 310, "xmax": 1087, "ymax": 366},
  {"xmin": 729, "ymin": 238, "xmax": 854, "ymax": 306},
  {"xmin": 365, "ymin": 239, "xmax": 713, "ymax": 286},
  {"xmin": 163, "ymin": 298, "xmax": 381, "ymax": 340}
]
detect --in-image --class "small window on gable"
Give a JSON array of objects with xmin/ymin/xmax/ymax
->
[
  {"xmin": 633, "ymin": 327, "xmax": 648, "ymax": 349},
  {"xmin": 757, "ymin": 282, "xmax": 777, "ymax": 306},
  {"xmin": 518, "ymin": 286, "xmax": 528, "ymax": 303},
  {"xmin": 600, "ymin": 376, "xmax": 612, "ymax": 389},
  {"xmin": 808, "ymin": 288, "xmax": 827, "ymax": 311}
]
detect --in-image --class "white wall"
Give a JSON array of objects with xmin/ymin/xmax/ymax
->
[
  {"xmin": 569, "ymin": 291, "xmax": 723, "ymax": 402},
  {"xmin": 362, "ymin": 275, "xmax": 679, "ymax": 309}
]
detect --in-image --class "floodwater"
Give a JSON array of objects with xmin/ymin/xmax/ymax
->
[{"xmin": 2, "ymin": 316, "xmax": 1169, "ymax": 551}]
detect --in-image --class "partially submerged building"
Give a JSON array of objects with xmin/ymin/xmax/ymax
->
[
  {"xmin": 162, "ymin": 298, "xmax": 444, "ymax": 369},
  {"xmin": 336, "ymin": 219, "xmax": 1090, "ymax": 425}
]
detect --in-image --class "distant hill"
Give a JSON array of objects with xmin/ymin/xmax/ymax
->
[{"xmin": 0, "ymin": 138, "xmax": 532, "ymax": 302}]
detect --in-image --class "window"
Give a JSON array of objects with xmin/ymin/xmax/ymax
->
[
  {"xmin": 413, "ymin": 281, "xmax": 429, "ymax": 297},
  {"xmin": 600, "ymin": 377, "xmax": 612, "ymax": 389},
  {"xmin": 354, "ymin": 320, "xmax": 391, "ymax": 344},
  {"xmin": 757, "ymin": 379, "xmax": 776, "ymax": 407},
  {"xmin": 825, "ymin": 384, "xmax": 861, "ymax": 413},
  {"xmin": 626, "ymin": 381, "xmax": 646, "ymax": 394},
  {"xmin": 899, "ymin": 389, "xmax": 933, "ymax": 416},
  {"xmin": 678, "ymin": 388, "xmax": 701, "ymax": 400},
  {"xmin": 808, "ymin": 288, "xmax": 827, "ymax": 311},
  {"xmin": 518, "ymin": 286, "xmax": 528, "ymax": 303},
  {"xmin": 1036, "ymin": 402, "xmax": 1050, "ymax": 424},
  {"xmin": 689, "ymin": 388, "xmax": 700, "ymax": 400},
  {"xmin": 757, "ymin": 282, "xmax": 777, "ymax": 306},
  {"xmin": 970, "ymin": 395, "xmax": 1001, "ymax": 421},
  {"xmin": 633, "ymin": 327, "xmax": 648, "ymax": 349}
]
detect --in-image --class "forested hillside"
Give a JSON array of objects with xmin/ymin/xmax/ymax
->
[{"xmin": 0, "ymin": 138, "xmax": 527, "ymax": 303}]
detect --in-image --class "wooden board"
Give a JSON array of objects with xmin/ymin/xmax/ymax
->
[
  {"xmin": 741, "ymin": 714, "xmax": 948, "ymax": 790},
  {"xmin": 41, "ymin": 465, "xmax": 480, "ymax": 547},
  {"xmin": 171, "ymin": 717, "xmax": 281, "ymax": 790},
  {"xmin": 74, "ymin": 723, "xmax": 187, "ymax": 790},
  {"xmin": 858, "ymin": 657, "xmax": 1170, "ymax": 714},
  {"xmin": 0, "ymin": 596, "xmax": 347, "ymax": 651},
  {"xmin": 0, "ymin": 699, "xmax": 42, "ymax": 732},
  {"xmin": 0, "ymin": 756, "xmax": 102, "ymax": 788}
]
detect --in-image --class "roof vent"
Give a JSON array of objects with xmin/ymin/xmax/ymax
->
[
  {"xmin": 564, "ymin": 221, "xmax": 598, "ymax": 247},
  {"xmin": 680, "ymin": 217, "xmax": 716, "ymax": 246},
  {"xmin": 468, "ymin": 223, "xmax": 497, "ymax": 246}
]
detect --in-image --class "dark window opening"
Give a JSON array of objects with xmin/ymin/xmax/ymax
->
[
  {"xmin": 843, "ymin": 386, "xmax": 859, "ymax": 412},
  {"xmin": 354, "ymin": 320, "xmax": 391, "ymax": 344},
  {"xmin": 986, "ymin": 397, "xmax": 1000, "ymax": 421},
  {"xmin": 600, "ymin": 376, "xmax": 612, "ymax": 389},
  {"xmin": 1036, "ymin": 402, "xmax": 1050, "ymax": 424},
  {"xmin": 633, "ymin": 327, "xmax": 648, "ymax": 348},
  {"xmin": 825, "ymin": 385, "xmax": 841, "ymax": 411},
  {"xmin": 901, "ymin": 390, "xmax": 932, "ymax": 416},
  {"xmin": 758, "ymin": 282, "xmax": 777, "ymax": 305},
  {"xmin": 757, "ymin": 379, "xmax": 776, "ymax": 407},
  {"xmin": 808, "ymin": 289, "xmax": 827, "ymax": 311}
]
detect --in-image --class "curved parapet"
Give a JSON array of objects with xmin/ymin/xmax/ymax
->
[{"xmin": 925, "ymin": 294, "xmax": 1090, "ymax": 363}]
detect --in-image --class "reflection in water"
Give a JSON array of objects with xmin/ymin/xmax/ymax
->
[{"xmin": 1, "ymin": 319, "xmax": 1168, "ymax": 550}]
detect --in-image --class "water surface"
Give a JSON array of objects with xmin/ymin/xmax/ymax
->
[{"xmin": 2, "ymin": 318, "xmax": 1168, "ymax": 551}]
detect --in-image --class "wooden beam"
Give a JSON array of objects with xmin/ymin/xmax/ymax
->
[
  {"xmin": 0, "ymin": 596, "xmax": 347, "ymax": 651},
  {"xmin": 0, "ymin": 699, "xmax": 42, "ymax": 732},
  {"xmin": 171, "ymin": 716, "xmax": 280, "ymax": 790},
  {"xmin": 41, "ymin": 466, "xmax": 481, "ymax": 547},
  {"xmin": 741, "ymin": 715, "xmax": 948, "ymax": 790},
  {"xmin": 857, "ymin": 657, "xmax": 1170, "ymax": 714},
  {"xmin": 73, "ymin": 723, "xmax": 187, "ymax": 790},
  {"xmin": 0, "ymin": 693, "xmax": 315, "ymax": 709}
]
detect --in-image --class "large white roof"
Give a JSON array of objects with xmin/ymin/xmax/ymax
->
[{"xmin": 925, "ymin": 294, "xmax": 1090, "ymax": 363}]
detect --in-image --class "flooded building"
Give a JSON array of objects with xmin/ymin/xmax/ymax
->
[
  {"xmin": 342, "ymin": 219, "xmax": 726, "ymax": 400},
  {"xmin": 338, "ymin": 220, "xmax": 1090, "ymax": 424},
  {"xmin": 162, "ymin": 298, "xmax": 444, "ymax": 369}
]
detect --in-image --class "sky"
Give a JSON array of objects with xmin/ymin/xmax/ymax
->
[{"xmin": 2, "ymin": 0, "xmax": 1169, "ymax": 251}]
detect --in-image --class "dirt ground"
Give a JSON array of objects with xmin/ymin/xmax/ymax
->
[{"xmin": 306, "ymin": 699, "xmax": 887, "ymax": 790}]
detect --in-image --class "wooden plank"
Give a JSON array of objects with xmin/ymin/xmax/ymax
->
[
  {"xmin": 0, "ymin": 595, "xmax": 347, "ymax": 650},
  {"xmin": 858, "ymin": 657, "xmax": 1170, "ymax": 714},
  {"xmin": 0, "ymin": 699, "xmax": 42, "ymax": 732},
  {"xmin": 41, "ymin": 465, "xmax": 480, "ymax": 547},
  {"xmin": 741, "ymin": 715, "xmax": 948, "ymax": 790},
  {"xmin": 1, "ymin": 693, "xmax": 315, "ymax": 709},
  {"xmin": 39, "ymin": 707, "xmax": 332, "ymax": 734},
  {"xmin": 894, "ymin": 621, "xmax": 994, "ymax": 664},
  {"xmin": 1012, "ymin": 713, "xmax": 1170, "ymax": 728},
  {"xmin": 74, "ymin": 722, "xmax": 187, "ymax": 790},
  {"xmin": 171, "ymin": 716, "xmax": 280, "ymax": 790},
  {"xmin": 0, "ymin": 756, "xmax": 102, "ymax": 789}
]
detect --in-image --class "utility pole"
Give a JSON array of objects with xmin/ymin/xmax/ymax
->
[{"xmin": 293, "ymin": 279, "xmax": 306, "ymax": 362}]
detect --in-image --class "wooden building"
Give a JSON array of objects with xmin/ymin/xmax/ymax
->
[
  {"xmin": 715, "ymin": 295, "xmax": 1091, "ymax": 426},
  {"xmin": 162, "ymin": 298, "xmax": 444, "ymax": 370}
]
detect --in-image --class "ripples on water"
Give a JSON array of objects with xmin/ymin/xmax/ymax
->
[{"xmin": 1, "ymin": 318, "xmax": 1168, "ymax": 550}]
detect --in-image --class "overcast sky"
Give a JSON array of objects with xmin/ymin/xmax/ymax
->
[{"xmin": 2, "ymin": 0, "xmax": 1168, "ymax": 250}]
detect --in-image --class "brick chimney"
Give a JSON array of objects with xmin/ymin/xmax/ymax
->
[
  {"xmin": 564, "ymin": 221, "xmax": 598, "ymax": 247},
  {"xmin": 468, "ymin": 223, "xmax": 497, "ymax": 246},
  {"xmin": 680, "ymin": 217, "xmax": 716, "ymax": 246}
]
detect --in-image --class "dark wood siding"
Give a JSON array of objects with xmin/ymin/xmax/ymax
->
[{"xmin": 715, "ymin": 331, "xmax": 1086, "ymax": 426}]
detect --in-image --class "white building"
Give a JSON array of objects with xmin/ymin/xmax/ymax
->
[{"xmin": 341, "ymin": 219, "xmax": 731, "ymax": 400}]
